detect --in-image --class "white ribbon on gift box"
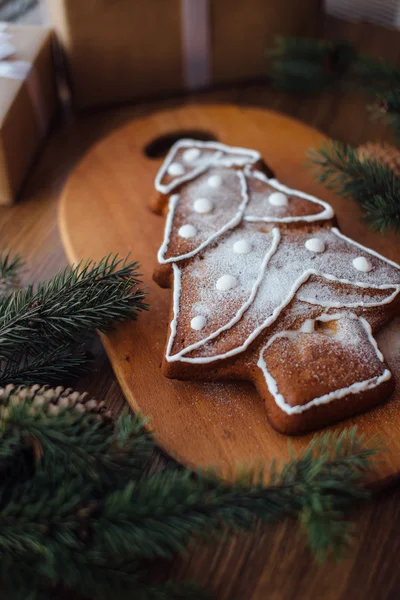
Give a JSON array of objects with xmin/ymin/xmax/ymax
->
[
  {"xmin": 0, "ymin": 22, "xmax": 31, "ymax": 78},
  {"xmin": 0, "ymin": 22, "xmax": 47, "ymax": 135},
  {"xmin": 181, "ymin": 0, "xmax": 212, "ymax": 90}
]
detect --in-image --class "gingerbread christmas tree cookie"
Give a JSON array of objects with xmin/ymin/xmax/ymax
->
[{"xmin": 152, "ymin": 140, "xmax": 400, "ymax": 435}]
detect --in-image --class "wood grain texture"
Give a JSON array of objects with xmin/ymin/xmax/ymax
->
[
  {"xmin": 0, "ymin": 14, "xmax": 400, "ymax": 599},
  {"xmin": 59, "ymin": 104, "xmax": 400, "ymax": 485}
]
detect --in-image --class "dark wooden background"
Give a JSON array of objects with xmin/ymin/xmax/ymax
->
[{"xmin": 3, "ymin": 15, "xmax": 400, "ymax": 600}]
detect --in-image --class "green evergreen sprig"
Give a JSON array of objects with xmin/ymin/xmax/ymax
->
[
  {"xmin": 269, "ymin": 35, "xmax": 400, "ymax": 236},
  {"xmin": 269, "ymin": 36, "xmax": 400, "ymax": 95},
  {"xmin": 0, "ymin": 387, "xmax": 380, "ymax": 599},
  {"xmin": 269, "ymin": 37, "xmax": 357, "ymax": 93},
  {"xmin": 0, "ymin": 251, "xmax": 24, "ymax": 295},
  {"xmin": 369, "ymin": 90, "xmax": 400, "ymax": 140},
  {"xmin": 307, "ymin": 142, "xmax": 400, "ymax": 233},
  {"xmin": 0, "ymin": 254, "xmax": 147, "ymax": 387},
  {"xmin": 269, "ymin": 36, "xmax": 400, "ymax": 144}
]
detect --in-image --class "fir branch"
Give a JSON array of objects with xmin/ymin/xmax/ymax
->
[
  {"xmin": 269, "ymin": 59, "xmax": 337, "ymax": 93},
  {"xmin": 0, "ymin": 350, "xmax": 90, "ymax": 387},
  {"xmin": 0, "ymin": 254, "xmax": 147, "ymax": 362},
  {"xmin": 354, "ymin": 55, "xmax": 400, "ymax": 91},
  {"xmin": 269, "ymin": 36, "xmax": 400, "ymax": 94},
  {"xmin": 307, "ymin": 141, "xmax": 400, "ymax": 233},
  {"xmin": 93, "ymin": 429, "xmax": 375, "ymax": 563},
  {"xmin": 269, "ymin": 36, "xmax": 335, "ymax": 61},
  {"xmin": 0, "ymin": 393, "xmax": 153, "ymax": 489},
  {"xmin": 362, "ymin": 193, "xmax": 400, "ymax": 233},
  {"xmin": 369, "ymin": 90, "xmax": 400, "ymax": 141},
  {"xmin": 0, "ymin": 426, "xmax": 379, "ymax": 590},
  {"xmin": 134, "ymin": 581, "xmax": 211, "ymax": 600},
  {"xmin": 0, "ymin": 251, "xmax": 24, "ymax": 295},
  {"xmin": 0, "ymin": 254, "xmax": 147, "ymax": 386},
  {"xmin": 0, "ymin": 387, "xmax": 381, "ymax": 599},
  {"xmin": 269, "ymin": 37, "xmax": 357, "ymax": 93}
]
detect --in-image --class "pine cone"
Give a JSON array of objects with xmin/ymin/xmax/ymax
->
[
  {"xmin": 0, "ymin": 384, "xmax": 113, "ymax": 423},
  {"xmin": 357, "ymin": 142, "xmax": 400, "ymax": 176}
]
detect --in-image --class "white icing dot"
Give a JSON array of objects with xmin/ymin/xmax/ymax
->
[
  {"xmin": 305, "ymin": 238, "xmax": 326, "ymax": 253},
  {"xmin": 191, "ymin": 315, "xmax": 206, "ymax": 331},
  {"xmin": 178, "ymin": 224, "xmax": 197, "ymax": 239},
  {"xmin": 216, "ymin": 274, "xmax": 238, "ymax": 291},
  {"xmin": 268, "ymin": 192, "xmax": 288, "ymax": 207},
  {"xmin": 233, "ymin": 239, "xmax": 252, "ymax": 255},
  {"xmin": 208, "ymin": 175, "xmax": 222, "ymax": 188},
  {"xmin": 353, "ymin": 256, "xmax": 373, "ymax": 272},
  {"xmin": 300, "ymin": 319, "xmax": 315, "ymax": 333},
  {"xmin": 183, "ymin": 148, "xmax": 201, "ymax": 163},
  {"xmin": 194, "ymin": 198, "xmax": 214, "ymax": 214},
  {"xmin": 168, "ymin": 162, "xmax": 185, "ymax": 176}
]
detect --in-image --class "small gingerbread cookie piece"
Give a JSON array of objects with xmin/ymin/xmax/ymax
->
[{"xmin": 256, "ymin": 314, "xmax": 394, "ymax": 434}]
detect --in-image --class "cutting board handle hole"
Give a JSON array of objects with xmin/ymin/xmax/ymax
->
[{"xmin": 144, "ymin": 130, "xmax": 218, "ymax": 159}]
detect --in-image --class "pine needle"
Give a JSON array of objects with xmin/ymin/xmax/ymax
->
[
  {"xmin": 307, "ymin": 141, "xmax": 400, "ymax": 234},
  {"xmin": 0, "ymin": 251, "xmax": 24, "ymax": 295}
]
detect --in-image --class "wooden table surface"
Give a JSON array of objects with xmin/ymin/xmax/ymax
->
[{"xmin": 3, "ymin": 16, "xmax": 400, "ymax": 600}]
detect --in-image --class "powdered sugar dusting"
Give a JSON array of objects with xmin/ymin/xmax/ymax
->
[
  {"xmin": 169, "ymin": 224, "xmax": 276, "ymax": 357},
  {"xmin": 298, "ymin": 277, "xmax": 395, "ymax": 307},
  {"xmin": 158, "ymin": 166, "xmax": 248, "ymax": 263},
  {"xmin": 184, "ymin": 226, "xmax": 400, "ymax": 361},
  {"xmin": 258, "ymin": 314, "xmax": 389, "ymax": 415},
  {"xmin": 244, "ymin": 170, "xmax": 334, "ymax": 223}
]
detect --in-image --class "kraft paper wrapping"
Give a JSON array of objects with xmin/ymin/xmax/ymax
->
[
  {"xmin": 0, "ymin": 25, "xmax": 58, "ymax": 205},
  {"xmin": 47, "ymin": 0, "xmax": 321, "ymax": 110}
]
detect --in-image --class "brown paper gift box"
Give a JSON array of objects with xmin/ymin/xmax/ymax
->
[
  {"xmin": 47, "ymin": 0, "xmax": 321, "ymax": 110},
  {"xmin": 0, "ymin": 25, "xmax": 58, "ymax": 205}
]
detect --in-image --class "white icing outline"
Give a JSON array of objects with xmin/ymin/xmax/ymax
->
[
  {"xmin": 244, "ymin": 169, "xmax": 335, "ymax": 223},
  {"xmin": 166, "ymin": 228, "xmax": 281, "ymax": 361},
  {"xmin": 166, "ymin": 263, "xmax": 182, "ymax": 359},
  {"xmin": 157, "ymin": 143, "xmax": 400, "ymax": 386},
  {"xmin": 157, "ymin": 170, "xmax": 250, "ymax": 264},
  {"xmin": 332, "ymin": 227, "xmax": 400, "ymax": 269},
  {"xmin": 298, "ymin": 228, "xmax": 400, "ymax": 306},
  {"xmin": 155, "ymin": 139, "xmax": 261, "ymax": 195},
  {"xmin": 167, "ymin": 266, "xmax": 400, "ymax": 364},
  {"xmin": 298, "ymin": 282, "xmax": 399, "ymax": 308},
  {"xmin": 257, "ymin": 313, "xmax": 391, "ymax": 415}
]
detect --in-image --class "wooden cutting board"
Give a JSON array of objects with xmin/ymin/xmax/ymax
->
[{"xmin": 59, "ymin": 104, "xmax": 400, "ymax": 485}]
